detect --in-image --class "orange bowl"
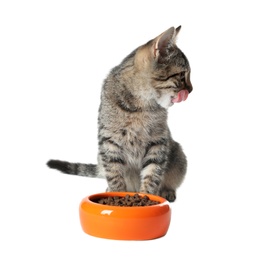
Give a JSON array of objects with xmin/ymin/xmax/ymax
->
[{"xmin": 79, "ymin": 192, "xmax": 171, "ymax": 240}]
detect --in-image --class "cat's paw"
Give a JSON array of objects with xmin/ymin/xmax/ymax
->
[{"xmin": 160, "ymin": 189, "xmax": 176, "ymax": 202}]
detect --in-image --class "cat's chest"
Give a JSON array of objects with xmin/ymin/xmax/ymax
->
[
  {"xmin": 122, "ymin": 119, "xmax": 151, "ymax": 146},
  {"xmin": 120, "ymin": 112, "xmax": 168, "ymax": 148},
  {"xmin": 124, "ymin": 112, "xmax": 162, "ymax": 134}
]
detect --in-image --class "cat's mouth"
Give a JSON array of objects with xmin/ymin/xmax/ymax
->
[{"xmin": 172, "ymin": 89, "xmax": 189, "ymax": 103}]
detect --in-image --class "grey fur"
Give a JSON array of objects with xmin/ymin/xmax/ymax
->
[{"xmin": 47, "ymin": 26, "xmax": 193, "ymax": 202}]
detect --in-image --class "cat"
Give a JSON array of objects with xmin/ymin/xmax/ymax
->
[{"xmin": 47, "ymin": 26, "xmax": 193, "ymax": 202}]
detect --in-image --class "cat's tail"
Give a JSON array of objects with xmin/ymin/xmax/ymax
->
[{"xmin": 47, "ymin": 159, "xmax": 103, "ymax": 178}]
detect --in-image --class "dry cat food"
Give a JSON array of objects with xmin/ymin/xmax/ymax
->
[{"xmin": 92, "ymin": 194, "xmax": 160, "ymax": 207}]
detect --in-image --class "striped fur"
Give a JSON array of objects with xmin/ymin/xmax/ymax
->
[{"xmin": 47, "ymin": 26, "xmax": 193, "ymax": 202}]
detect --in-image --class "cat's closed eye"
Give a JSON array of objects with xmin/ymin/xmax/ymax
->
[{"xmin": 167, "ymin": 70, "xmax": 187, "ymax": 80}]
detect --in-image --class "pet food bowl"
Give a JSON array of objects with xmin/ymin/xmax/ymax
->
[{"xmin": 79, "ymin": 192, "xmax": 171, "ymax": 240}]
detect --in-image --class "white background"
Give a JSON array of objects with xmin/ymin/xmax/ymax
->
[{"xmin": 1, "ymin": 0, "xmax": 279, "ymax": 259}]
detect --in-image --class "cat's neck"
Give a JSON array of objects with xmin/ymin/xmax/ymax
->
[{"xmin": 115, "ymin": 64, "xmax": 159, "ymax": 110}]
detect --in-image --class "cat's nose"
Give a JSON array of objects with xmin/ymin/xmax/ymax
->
[
  {"xmin": 187, "ymin": 83, "xmax": 193, "ymax": 93},
  {"xmin": 185, "ymin": 79, "xmax": 193, "ymax": 93}
]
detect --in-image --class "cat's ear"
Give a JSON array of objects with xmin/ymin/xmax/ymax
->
[{"xmin": 153, "ymin": 26, "xmax": 181, "ymax": 59}]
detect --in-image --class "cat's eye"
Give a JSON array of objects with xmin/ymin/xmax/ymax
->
[{"xmin": 168, "ymin": 71, "xmax": 185, "ymax": 80}]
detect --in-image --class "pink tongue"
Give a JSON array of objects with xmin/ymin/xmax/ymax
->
[{"xmin": 172, "ymin": 90, "xmax": 189, "ymax": 103}]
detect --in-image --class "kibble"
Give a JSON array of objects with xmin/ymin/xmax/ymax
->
[{"xmin": 91, "ymin": 193, "xmax": 160, "ymax": 207}]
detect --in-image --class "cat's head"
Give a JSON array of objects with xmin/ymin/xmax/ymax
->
[{"xmin": 135, "ymin": 26, "xmax": 193, "ymax": 108}]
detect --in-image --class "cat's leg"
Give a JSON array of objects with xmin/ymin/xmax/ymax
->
[
  {"xmin": 159, "ymin": 141, "xmax": 187, "ymax": 202},
  {"xmin": 104, "ymin": 164, "xmax": 127, "ymax": 192},
  {"xmin": 140, "ymin": 142, "xmax": 169, "ymax": 196},
  {"xmin": 98, "ymin": 145, "xmax": 127, "ymax": 192},
  {"xmin": 140, "ymin": 164, "xmax": 165, "ymax": 195}
]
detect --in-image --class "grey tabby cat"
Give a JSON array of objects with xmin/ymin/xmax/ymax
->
[{"xmin": 47, "ymin": 26, "xmax": 193, "ymax": 202}]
